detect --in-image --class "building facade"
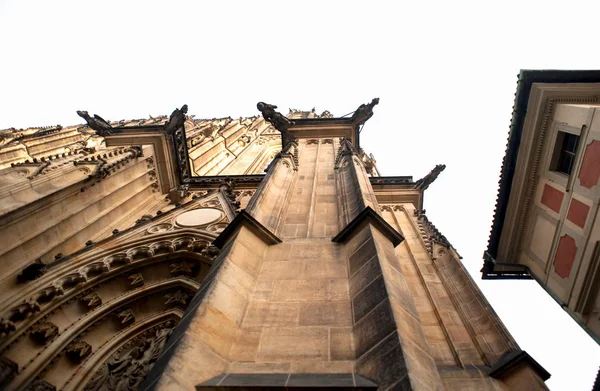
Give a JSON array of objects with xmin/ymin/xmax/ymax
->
[
  {"xmin": 483, "ymin": 70, "xmax": 600, "ymax": 345},
  {"xmin": 0, "ymin": 101, "xmax": 548, "ymax": 390}
]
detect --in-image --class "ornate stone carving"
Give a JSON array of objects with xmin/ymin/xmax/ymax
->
[
  {"xmin": 163, "ymin": 104, "xmax": 188, "ymax": 135},
  {"xmin": 169, "ymin": 261, "xmax": 193, "ymax": 275},
  {"xmin": 115, "ymin": 309, "xmax": 135, "ymax": 326},
  {"xmin": 76, "ymin": 111, "xmax": 113, "ymax": 136},
  {"xmin": 413, "ymin": 209, "xmax": 454, "ymax": 256},
  {"xmin": 66, "ymin": 340, "xmax": 92, "ymax": 363},
  {"xmin": 167, "ymin": 184, "xmax": 190, "ymax": 204},
  {"xmin": 17, "ymin": 259, "xmax": 47, "ymax": 283},
  {"xmin": 0, "ymin": 357, "xmax": 18, "ymax": 387},
  {"xmin": 30, "ymin": 321, "xmax": 58, "ymax": 345},
  {"xmin": 81, "ymin": 292, "xmax": 102, "ymax": 309},
  {"xmin": 25, "ymin": 379, "xmax": 56, "ymax": 391},
  {"xmin": 83, "ymin": 323, "xmax": 174, "ymax": 391},
  {"xmin": 0, "ymin": 319, "xmax": 16, "ymax": 336},
  {"xmin": 219, "ymin": 179, "xmax": 241, "ymax": 212},
  {"xmin": 135, "ymin": 215, "xmax": 153, "ymax": 225},
  {"xmin": 10, "ymin": 299, "xmax": 41, "ymax": 322},
  {"xmin": 128, "ymin": 273, "xmax": 144, "ymax": 288},
  {"xmin": 164, "ymin": 290, "xmax": 190, "ymax": 307},
  {"xmin": 199, "ymin": 244, "xmax": 219, "ymax": 259},
  {"xmin": 172, "ymin": 123, "xmax": 191, "ymax": 181}
]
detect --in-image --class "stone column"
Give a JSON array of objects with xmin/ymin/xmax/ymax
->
[{"xmin": 333, "ymin": 140, "xmax": 444, "ymax": 390}]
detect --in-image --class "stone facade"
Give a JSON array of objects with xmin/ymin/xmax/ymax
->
[{"xmin": 0, "ymin": 102, "xmax": 548, "ymax": 390}]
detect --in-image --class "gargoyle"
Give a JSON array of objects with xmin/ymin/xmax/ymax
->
[
  {"xmin": 351, "ymin": 98, "xmax": 379, "ymax": 128},
  {"xmin": 77, "ymin": 110, "xmax": 113, "ymax": 136},
  {"xmin": 163, "ymin": 104, "xmax": 188, "ymax": 134},
  {"xmin": 257, "ymin": 102, "xmax": 295, "ymax": 147}
]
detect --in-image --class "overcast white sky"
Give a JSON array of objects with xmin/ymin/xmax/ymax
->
[{"xmin": 1, "ymin": 1, "xmax": 599, "ymax": 389}]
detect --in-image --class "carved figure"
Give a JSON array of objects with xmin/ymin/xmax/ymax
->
[
  {"xmin": 83, "ymin": 325, "xmax": 173, "ymax": 391},
  {"xmin": 163, "ymin": 104, "xmax": 188, "ymax": 134},
  {"xmin": 201, "ymin": 245, "xmax": 220, "ymax": 258},
  {"xmin": 169, "ymin": 262, "xmax": 193, "ymax": 275},
  {"xmin": 10, "ymin": 299, "xmax": 41, "ymax": 322},
  {"xmin": 66, "ymin": 340, "xmax": 92, "ymax": 362},
  {"xmin": 350, "ymin": 98, "xmax": 379, "ymax": 127},
  {"xmin": 135, "ymin": 215, "xmax": 153, "ymax": 225},
  {"xmin": 257, "ymin": 102, "xmax": 295, "ymax": 147},
  {"xmin": 0, "ymin": 357, "xmax": 18, "ymax": 387},
  {"xmin": 30, "ymin": 321, "xmax": 58, "ymax": 344},
  {"xmin": 0, "ymin": 319, "xmax": 16, "ymax": 336},
  {"xmin": 164, "ymin": 290, "xmax": 190, "ymax": 306},
  {"xmin": 24, "ymin": 379, "xmax": 56, "ymax": 391},
  {"xmin": 76, "ymin": 111, "xmax": 113, "ymax": 136},
  {"xmin": 167, "ymin": 184, "xmax": 190, "ymax": 204},
  {"xmin": 81, "ymin": 292, "xmax": 102, "ymax": 309},
  {"xmin": 128, "ymin": 273, "xmax": 144, "ymax": 288},
  {"xmin": 115, "ymin": 309, "xmax": 135, "ymax": 326}
]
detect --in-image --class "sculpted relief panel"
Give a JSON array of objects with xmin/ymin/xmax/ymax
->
[{"xmin": 83, "ymin": 322, "xmax": 173, "ymax": 391}]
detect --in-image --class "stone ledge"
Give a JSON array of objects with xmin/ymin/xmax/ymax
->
[
  {"xmin": 196, "ymin": 373, "xmax": 377, "ymax": 390},
  {"xmin": 213, "ymin": 210, "xmax": 282, "ymax": 249},
  {"xmin": 332, "ymin": 207, "xmax": 404, "ymax": 248},
  {"xmin": 488, "ymin": 350, "xmax": 550, "ymax": 381}
]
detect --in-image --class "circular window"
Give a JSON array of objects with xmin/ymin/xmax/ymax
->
[{"xmin": 175, "ymin": 208, "xmax": 223, "ymax": 227}]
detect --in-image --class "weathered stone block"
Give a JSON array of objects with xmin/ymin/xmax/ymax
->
[
  {"xmin": 349, "ymin": 255, "xmax": 381, "ymax": 297},
  {"xmin": 330, "ymin": 327, "xmax": 355, "ymax": 360},
  {"xmin": 228, "ymin": 328, "xmax": 262, "ymax": 362},
  {"xmin": 353, "ymin": 275, "xmax": 388, "ymax": 322},
  {"xmin": 356, "ymin": 331, "xmax": 407, "ymax": 389},
  {"xmin": 228, "ymin": 361, "xmax": 291, "ymax": 374},
  {"xmin": 349, "ymin": 238, "xmax": 377, "ymax": 276},
  {"xmin": 256, "ymin": 327, "xmax": 329, "ymax": 362},
  {"xmin": 259, "ymin": 261, "xmax": 304, "ymax": 280},
  {"xmin": 242, "ymin": 302, "xmax": 299, "ymax": 327},
  {"xmin": 353, "ymin": 299, "xmax": 397, "ymax": 358},
  {"xmin": 290, "ymin": 360, "xmax": 354, "ymax": 374},
  {"xmin": 299, "ymin": 301, "xmax": 352, "ymax": 326}
]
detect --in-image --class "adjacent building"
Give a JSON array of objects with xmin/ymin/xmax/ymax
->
[
  {"xmin": 0, "ymin": 100, "xmax": 550, "ymax": 390},
  {"xmin": 483, "ymin": 70, "xmax": 600, "ymax": 344}
]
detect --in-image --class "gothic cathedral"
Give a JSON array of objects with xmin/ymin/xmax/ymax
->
[{"xmin": 0, "ymin": 101, "xmax": 549, "ymax": 390}]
